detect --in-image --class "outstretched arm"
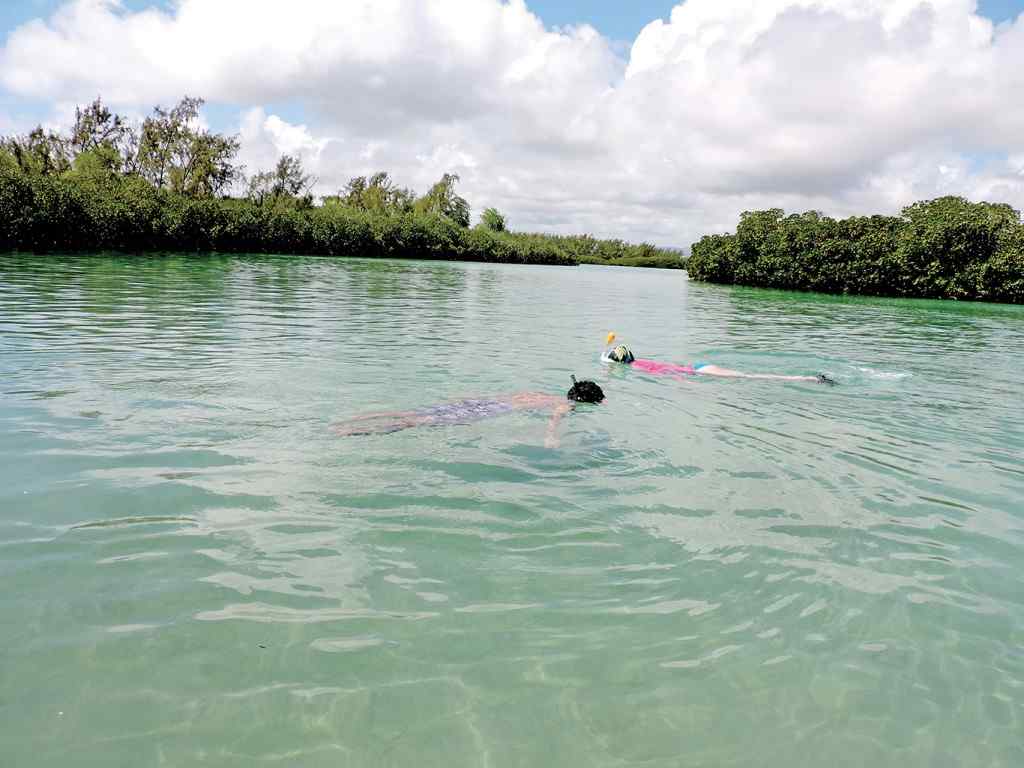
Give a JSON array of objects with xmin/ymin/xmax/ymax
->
[{"xmin": 545, "ymin": 403, "xmax": 572, "ymax": 448}]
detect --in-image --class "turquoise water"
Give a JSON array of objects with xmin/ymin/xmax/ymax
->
[{"xmin": 1, "ymin": 254, "xmax": 1022, "ymax": 767}]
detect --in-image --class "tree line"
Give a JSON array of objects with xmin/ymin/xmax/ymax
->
[
  {"xmin": 0, "ymin": 96, "xmax": 681, "ymax": 269},
  {"xmin": 687, "ymin": 198, "xmax": 1024, "ymax": 303}
]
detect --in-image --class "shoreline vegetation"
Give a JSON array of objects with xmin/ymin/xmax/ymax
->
[
  {"xmin": 687, "ymin": 199, "xmax": 1024, "ymax": 304},
  {"xmin": 0, "ymin": 96, "xmax": 682, "ymax": 269}
]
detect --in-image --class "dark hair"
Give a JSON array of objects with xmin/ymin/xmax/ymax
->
[{"xmin": 567, "ymin": 376, "xmax": 605, "ymax": 403}]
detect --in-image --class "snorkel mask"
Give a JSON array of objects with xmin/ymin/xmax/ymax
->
[
  {"xmin": 601, "ymin": 332, "xmax": 635, "ymax": 364},
  {"xmin": 567, "ymin": 375, "xmax": 605, "ymax": 403},
  {"xmin": 608, "ymin": 345, "xmax": 635, "ymax": 363}
]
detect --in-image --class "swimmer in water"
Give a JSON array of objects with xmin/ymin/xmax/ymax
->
[
  {"xmin": 332, "ymin": 376, "xmax": 605, "ymax": 447},
  {"xmin": 602, "ymin": 333, "xmax": 835, "ymax": 384}
]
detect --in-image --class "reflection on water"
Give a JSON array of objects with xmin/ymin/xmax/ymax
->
[{"xmin": 1, "ymin": 253, "xmax": 1023, "ymax": 767}]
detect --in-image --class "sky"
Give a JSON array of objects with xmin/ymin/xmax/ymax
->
[{"xmin": 2, "ymin": 0, "xmax": 1024, "ymax": 246}]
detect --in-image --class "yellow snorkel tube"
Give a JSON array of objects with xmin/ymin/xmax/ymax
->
[{"xmin": 601, "ymin": 331, "xmax": 617, "ymax": 363}]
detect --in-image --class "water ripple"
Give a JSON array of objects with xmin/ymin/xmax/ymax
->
[{"xmin": 2, "ymin": 255, "xmax": 1023, "ymax": 767}]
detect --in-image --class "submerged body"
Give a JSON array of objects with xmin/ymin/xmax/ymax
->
[
  {"xmin": 334, "ymin": 393, "xmax": 565, "ymax": 435},
  {"xmin": 333, "ymin": 380, "xmax": 604, "ymax": 447},
  {"xmin": 632, "ymin": 358, "xmax": 822, "ymax": 382},
  {"xmin": 604, "ymin": 335, "xmax": 832, "ymax": 384}
]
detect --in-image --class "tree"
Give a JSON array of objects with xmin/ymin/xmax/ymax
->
[
  {"xmin": 3, "ymin": 98, "xmax": 134, "ymax": 179},
  {"xmin": 70, "ymin": 97, "xmax": 130, "ymax": 158},
  {"xmin": 137, "ymin": 99, "xmax": 188, "ymax": 190},
  {"xmin": 339, "ymin": 171, "xmax": 415, "ymax": 214},
  {"xmin": 1, "ymin": 127, "xmax": 71, "ymax": 175},
  {"xmin": 248, "ymin": 154, "xmax": 316, "ymax": 207},
  {"xmin": 479, "ymin": 207, "xmax": 506, "ymax": 232},
  {"xmin": 897, "ymin": 196, "xmax": 1021, "ymax": 298},
  {"xmin": 414, "ymin": 172, "xmax": 470, "ymax": 227},
  {"xmin": 66, "ymin": 98, "xmax": 132, "ymax": 182},
  {"xmin": 137, "ymin": 97, "xmax": 240, "ymax": 197},
  {"xmin": 0, "ymin": 147, "xmax": 18, "ymax": 175},
  {"xmin": 67, "ymin": 146, "xmax": 124, "ymax": 187}
]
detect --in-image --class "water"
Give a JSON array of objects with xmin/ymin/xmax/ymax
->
[{"xmin": 1, "ymin": 253, "xmax": 1022, "ymax": 767}]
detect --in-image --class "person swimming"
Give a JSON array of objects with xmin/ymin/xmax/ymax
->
[
  {"xmin": 602, "ymin": 333, "xmax": 835, "ymax": 384},
  {"xmin": 333, "ymin": 376, "xmax": 605, "ymax": 447}
]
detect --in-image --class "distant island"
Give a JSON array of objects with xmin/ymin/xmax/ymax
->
[
  {"xmin": 687, "ymin": 198, "xmax": 1024, "ymax": 304},
  {"xmin": 0, "ymin": 96, "xmax": 682, "ymax": 270}
]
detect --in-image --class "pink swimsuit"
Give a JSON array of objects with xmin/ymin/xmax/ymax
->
[{"xmin": 630, "ymin": 359, "xmax": 698, "ymax": 376}]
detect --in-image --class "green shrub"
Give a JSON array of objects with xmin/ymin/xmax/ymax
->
[
  {"xmin": 687, "ymin": 197, "xmax": 1024, "ymax": 303},
  {"xmin": 0, "ymin": 163, "xmax": 685, "ymax": 270},
  {"xmin": 0, "ymin": 170, "xmax": 582, "ymax": 266}
]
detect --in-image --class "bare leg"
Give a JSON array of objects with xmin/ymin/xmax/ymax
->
[
  {"xmin": 332, "ymin": 415, "xmax": 423, "ymax": 436},
  {"xmin": 343, "ymin": 410, "xmax": 413, "ymax": 422},
  {"xmin": 696, "ymin": 364, "xmax": 819, "ymax": 382}
]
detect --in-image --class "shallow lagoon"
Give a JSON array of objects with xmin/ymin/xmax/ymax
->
[{"xmin": 1, "ymin": 254, "xmax": 1022, "ymax": 767}]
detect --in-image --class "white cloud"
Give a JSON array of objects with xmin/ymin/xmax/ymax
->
[
  {"xmin": 237, "ymin": 107, "xmax": 333, "ymax": 177},
  {"xmin": 2, "ymin": 0, "xmax": 1024, "ymax": 244}
]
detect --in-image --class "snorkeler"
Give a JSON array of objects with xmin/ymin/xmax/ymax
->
[
  {"xmin": 602, "ymin": 333, "xmax": 835, "ymax": 384},
  {"xmin": 333, "ymin": 376, "xmax": 605, "ymax": 447}
]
